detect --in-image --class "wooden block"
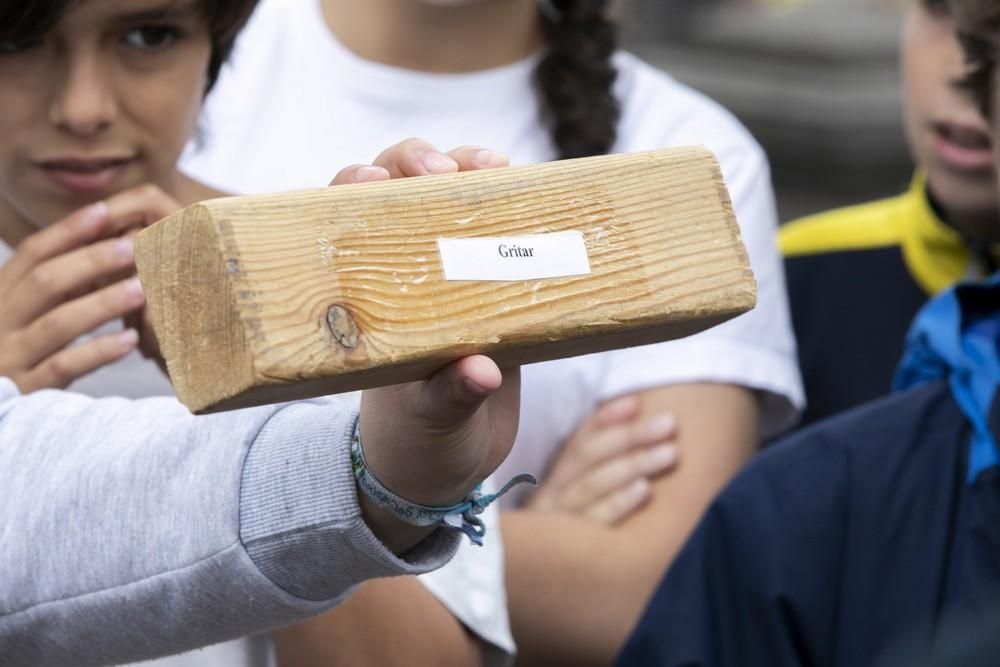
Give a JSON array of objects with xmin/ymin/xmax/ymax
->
[{"xmin": 135, "ymin": 147, "xmax": 756, "ymax": 413}]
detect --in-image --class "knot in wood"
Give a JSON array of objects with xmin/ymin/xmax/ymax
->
[{"xmin": 326, "ymin": 304, "xmax": 360, "ymax": 349}]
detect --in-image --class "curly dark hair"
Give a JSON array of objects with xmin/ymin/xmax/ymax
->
[
  {"xmin": 0, "ymin": 0, "xmax": 258, "ymax": 93},
  {"xmin": 535, "ymin": 0, "xmax": 621, "ymax": 159},
  {"xmin": 950, "ymin": 0, "xmax": 1000, "ymax": 120}
]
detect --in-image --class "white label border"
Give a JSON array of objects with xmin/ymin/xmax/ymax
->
[{"xmin": 437, "ymin": 231, "xmax": 592, "ymax": 282}]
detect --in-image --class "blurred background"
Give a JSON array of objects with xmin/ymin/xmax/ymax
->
[{"xmin": 619, "ymin": 0, "xmax": 910, "ymax": 222}]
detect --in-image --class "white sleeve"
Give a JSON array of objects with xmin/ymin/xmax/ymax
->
[
  {"xmin": 601, "ymin": 137, "xmax": 804, "ymax": 438},
  {"xmin": 417, "ymin": 481, "xmax": 515, "ymax": 665}
]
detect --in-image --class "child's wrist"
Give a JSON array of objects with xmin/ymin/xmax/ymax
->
[
  {"xmin": 353, "ymin": 416, "xmax": 535, "ymax": 547},
  {"xmin": 357, "ymin": 417, "xmax": 480, "ymax": 507},
  {"xmin": 355, "ymin": 493, "xmax": 439, "ymax": 555}
]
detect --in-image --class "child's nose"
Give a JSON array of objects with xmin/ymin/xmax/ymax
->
[{"xmin": 48, "ymin": 52, "xmax": 117, "ymax": 137}]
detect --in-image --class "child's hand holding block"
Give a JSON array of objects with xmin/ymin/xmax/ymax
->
[{"xmin": 135, "ymin": 147, "xmax": 756, "ymax": 413}]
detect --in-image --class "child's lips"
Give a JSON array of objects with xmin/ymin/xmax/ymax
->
[
  {"xmin": 36, "ymin": 156, "xmax": 135, "ymax": 194},
  {"xmin": 932, "ymin": 122, "xmax": 995, "ymax": 172}
]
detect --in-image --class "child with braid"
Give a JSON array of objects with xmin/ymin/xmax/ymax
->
[{"xmin": 182, "ymin": 1, "xmax": 803, "ymax": 664}]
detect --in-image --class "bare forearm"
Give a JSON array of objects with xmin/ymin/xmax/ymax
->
[
  {"xmin": 503, "ymin": 512, "xmax": 650, "ymax": 666},
  {"xmin": 502, "ymin": 499, "xmax": 709, "ymax": 666},
  {"xmin": 506, "ymin": 384, "xmax": 760, "ymax": 666},
  {"xmin": 273, "ymin": 577, "xmax": 481, "ymax": 667}
]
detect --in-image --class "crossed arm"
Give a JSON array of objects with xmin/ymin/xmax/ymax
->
[
  {"xmin": 505, "ymin": 382, "xmax": 759, "ymax": 666},
  {"xmin": 273, "ymin": 382, "xmax": 760, "ymax": 667},
  {"xmin": 272, "ymin": 577, "xmax": 482, "ymax": 667}
]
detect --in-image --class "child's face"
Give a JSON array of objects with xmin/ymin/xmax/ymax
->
[
  {"xmin": 0, "ymin": 0, "xmax": 211, "ymax": 230},
  {"xmin": 903, "ymin": 0, "xmax": 998, "ymax": 218}
]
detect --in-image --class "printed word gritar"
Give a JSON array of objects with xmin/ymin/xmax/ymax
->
[
  {"xmin": 498, "ymin": 244, "xmax": 535, "ymax": 258},
  {"xmin": 437, "ymin": 232, "xmax": 590, "ymax": 281}
]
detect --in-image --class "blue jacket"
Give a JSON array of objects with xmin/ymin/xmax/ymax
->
[{"xmin": 616, "ymin": 277, "xmax": 1000, "ymax": 666}]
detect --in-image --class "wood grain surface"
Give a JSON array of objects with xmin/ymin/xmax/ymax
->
[{"xmin": 135, "ymin": 147, "xmax": 756, "ymax": 413}]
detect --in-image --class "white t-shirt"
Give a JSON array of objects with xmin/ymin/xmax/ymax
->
[
  {"xmin": 180, "ymin": 0, "xmax": 804, "ymax": 660},
  {"xmin": 183, "ymin": 0, "xmax": 805, "ymax": 492}
]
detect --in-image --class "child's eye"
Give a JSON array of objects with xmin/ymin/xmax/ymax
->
[
  {"xmin": 0, "ymin": 38, "xmax": 42, "ymax": 56},
  {"xmin": 122, "ymin": 25, "xmax": 182, "ymax": 51}
]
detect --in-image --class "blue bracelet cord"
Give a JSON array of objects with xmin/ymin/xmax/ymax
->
[
  {"xmin": 439, "ymin": 474, "xmax": 539, "ymax": 546},
  {"xmin": 351, "ymin": 418, "xmax": 537, "ymax": 546}
]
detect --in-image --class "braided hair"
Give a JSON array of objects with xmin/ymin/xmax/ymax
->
[{"xmin": 535, "ymin": 0, "xmax": 621, "ymax": 159}]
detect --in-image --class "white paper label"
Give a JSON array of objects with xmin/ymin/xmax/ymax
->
[{"xmin": 437, "ymin": 231, "xmax": 592, "ymax": 282}]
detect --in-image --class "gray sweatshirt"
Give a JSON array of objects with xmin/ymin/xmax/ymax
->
[{"xmin": 0, "ymin": 378, "xmax": 460, "ymax": 667}]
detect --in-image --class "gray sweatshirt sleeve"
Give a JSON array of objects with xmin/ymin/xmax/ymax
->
[{"xmin": 0, "ymin": 379, "xmax": 461, "ymax": 667}]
